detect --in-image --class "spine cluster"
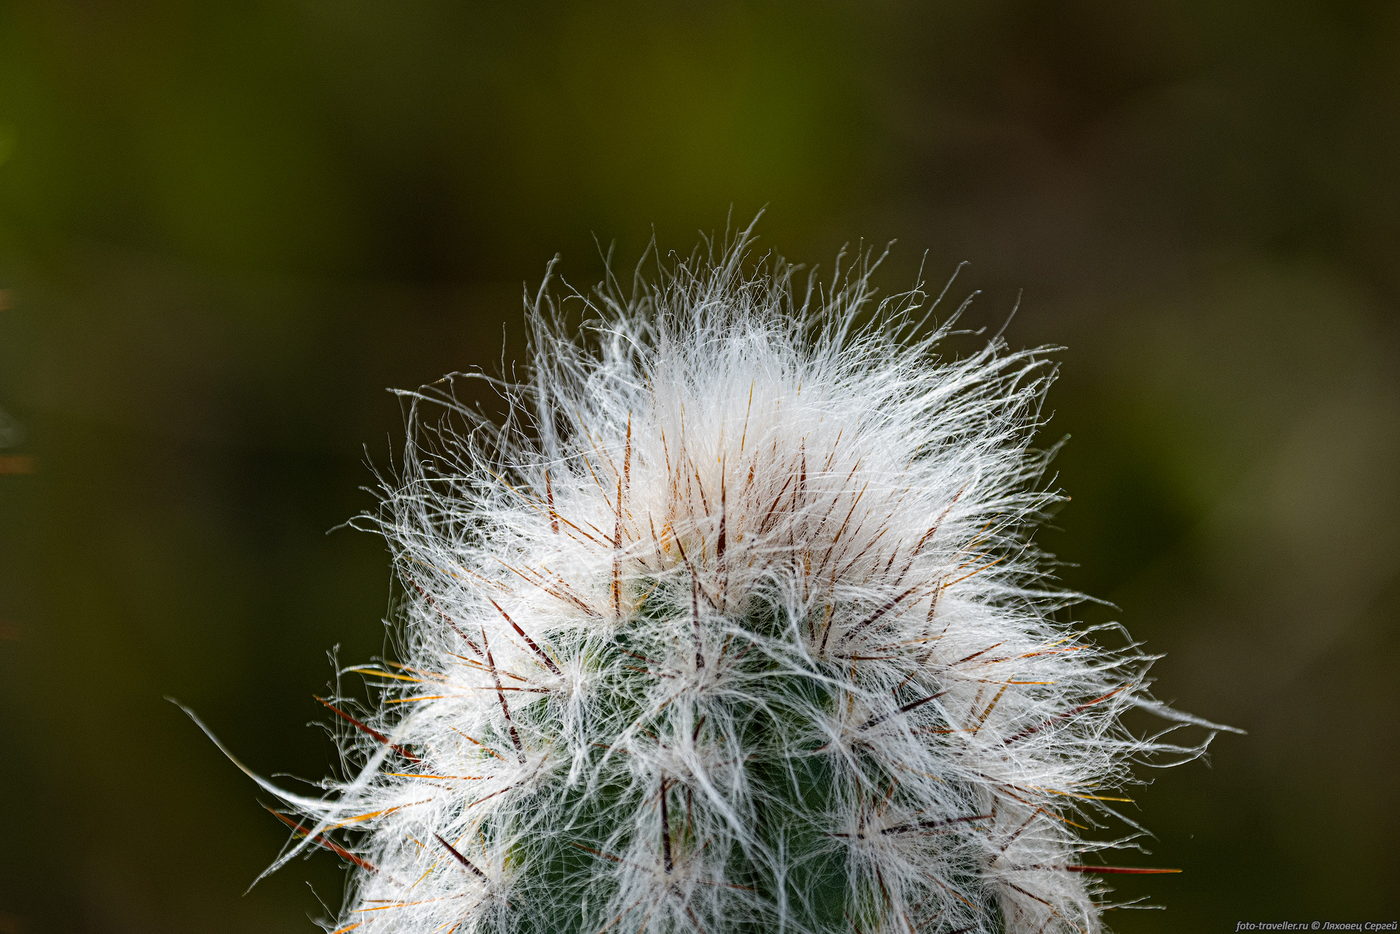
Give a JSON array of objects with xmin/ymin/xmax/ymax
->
[{"xmin": 252, "ymin": 236, "xmax": 1219, "ymax": 933}]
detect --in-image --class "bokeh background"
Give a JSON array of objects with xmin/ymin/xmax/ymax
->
[{"xmin": 2, "ymin": 2, "xmax": 1397, "ymax": 931}]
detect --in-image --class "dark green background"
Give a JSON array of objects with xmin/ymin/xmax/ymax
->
[{"xmin": 2, "ymin": 2, "xmax": 1397, "ymax": 932}]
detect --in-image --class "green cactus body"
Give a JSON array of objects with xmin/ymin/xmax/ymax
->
[{"xmin": 462, "ymin": 583, "xmax": 1001, "ymax": 934}]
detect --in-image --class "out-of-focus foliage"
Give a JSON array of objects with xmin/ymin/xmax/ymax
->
[{"xmin": 0, "ymin": 2, "xmax": 1395, "ymax": 931}]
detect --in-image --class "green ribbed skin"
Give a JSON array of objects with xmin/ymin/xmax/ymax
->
[{"xmin": 471, "ymin": 589, "xmax": 1000, "ymax": 934}]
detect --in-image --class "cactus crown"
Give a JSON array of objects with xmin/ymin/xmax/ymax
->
[{"xmin": 250, "ymin": 232, "xmax": 1218, "ymax": 933}]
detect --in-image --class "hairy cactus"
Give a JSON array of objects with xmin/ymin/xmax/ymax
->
[{"xmin": 205, "ymin": 231, "xmax": 1225, "ymax": 933}]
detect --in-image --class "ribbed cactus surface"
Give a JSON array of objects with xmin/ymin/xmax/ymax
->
[{"xmin": 238, "ymin": 236, "xmax": 1220, "ymax": 934}]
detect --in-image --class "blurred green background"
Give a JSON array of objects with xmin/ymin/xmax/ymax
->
[{"xmin": 2, "ymin": 2, "xmax": 1397, "ymax": 931}]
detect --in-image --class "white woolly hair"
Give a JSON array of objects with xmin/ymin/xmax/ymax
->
[{"xmin": 201, "ymin": 227, "xmax": 1228, "ymax": 934}]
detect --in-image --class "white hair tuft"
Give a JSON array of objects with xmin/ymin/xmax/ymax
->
[{"xmin": 236, "ymin": 227, "xmax": 1229, "ymax": 933}]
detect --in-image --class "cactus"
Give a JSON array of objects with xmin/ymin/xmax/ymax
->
[{"xmin": 217, "ymin": 231, "xmax": 1226, "ymax": 933}]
